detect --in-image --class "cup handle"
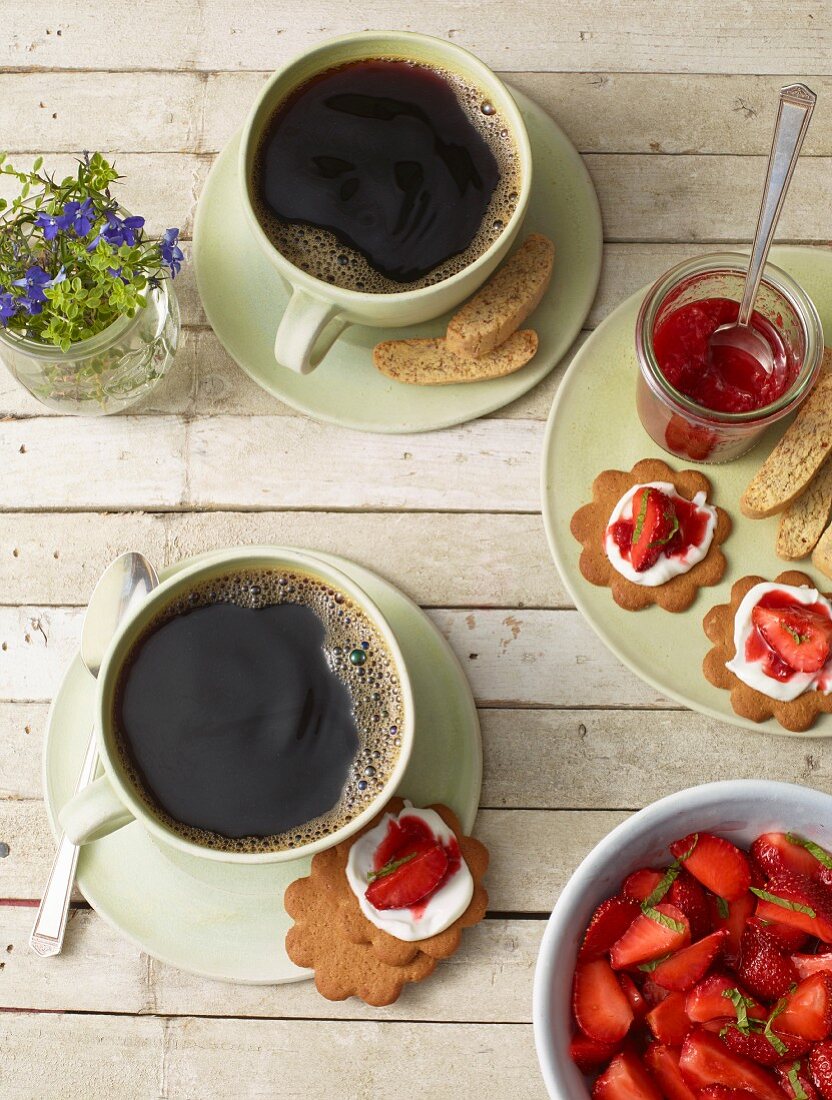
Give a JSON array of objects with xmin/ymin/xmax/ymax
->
[
  {"xmin": 274, "ymin": 287, "xmax": 348, "ymax": 375},
  {"xmin": 59, "ymin": 774, "xmax": 135, "ymax": 845}
]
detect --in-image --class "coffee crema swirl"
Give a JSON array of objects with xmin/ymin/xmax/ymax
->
[{"xmin": 112, "ymin": 568, "xmax": 404, "ymax": 854}]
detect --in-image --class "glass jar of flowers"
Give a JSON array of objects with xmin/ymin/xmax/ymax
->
[{"xmin": 0, "ymin": 152, "xmax": 183, "ymax": 415}]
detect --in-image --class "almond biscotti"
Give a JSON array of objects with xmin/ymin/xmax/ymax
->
[
  {"xmin": 373, "ymin": 329, "xmax": 538, "ymax": 386},
  {"xmin": 776, "ymin": 454, "xmax": 832, "ymax": 559}
]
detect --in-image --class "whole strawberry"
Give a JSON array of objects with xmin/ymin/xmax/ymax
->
[{"xmin": 738, "ymin": 917, "xmax": 798, "ymax": 1000}]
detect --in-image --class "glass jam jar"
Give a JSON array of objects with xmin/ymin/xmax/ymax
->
[{"xmin": 636, "ymin": 253, "xmax": 823, "ymax": 463}]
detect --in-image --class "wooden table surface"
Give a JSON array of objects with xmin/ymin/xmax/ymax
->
[{"xmin": 3, "ymin": 2, "xmax": 832, "ymax": 1096}]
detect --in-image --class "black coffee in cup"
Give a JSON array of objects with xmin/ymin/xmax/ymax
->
[
  {"xmin": 113, "ymin": 569, "xmax": 404, "ymax": 853},
  {"xmin": 251, "ymin": 58, "xmax": 521, "ymax": 291}
]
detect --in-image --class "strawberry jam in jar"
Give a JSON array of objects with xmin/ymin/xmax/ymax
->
[{"xmin": 636, "ymin": 253, "xmax": 823, "ymax": 463}]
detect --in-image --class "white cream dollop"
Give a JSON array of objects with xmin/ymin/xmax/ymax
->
[
  {"xmin": 726, "ymin": 581, "xmax": 832, "ymax": 702},
  {"xmin": 604, "ymin": 481, "xmax": 717, "ymax": 587},
  {"xmin": 346, "ymin": 803, "xmax": 473, "ymax": 942}
]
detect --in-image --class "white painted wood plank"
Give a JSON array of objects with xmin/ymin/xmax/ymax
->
[
  {"xmin": 0, "ymin": 416, "xmax": 544, "ymax": 512},
  {"xmin": 4, "ymin": 0, "xmax": 831, "ymax": 75},
  {"xmin": 0, "ymin": 799, "xmax": 627, "ymax": 911},
  {"xmin": 0, "ymin": 511, "xmax": 561, "ymax": 608},
  {"xmin": 8, "ymin": 72, "xmax": 832, "ymax": 156},
  {"xmin": 0, "ymin": 906, "xmax": 539, "ymax": 1022},
  {"xmin": 0, "ymin": 152, "xmax": 829, "ymax": 244},
  {"xmin": 0, "ymin": 1013, "xmax": 545, "ymax": 1100},
  {"xmin": 5, "ymin": 702, "xmax": 829, "ymax": 807},
  {"xmin": 0, "ymin": 606, "xmax": 669, "ymax": 707}
]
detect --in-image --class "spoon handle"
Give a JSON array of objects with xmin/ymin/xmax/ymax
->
[
  {"xmin": 738, "ymin": 83, "xmax": 816, "ymax": 327},
  {"xmin": 29, "ymin": 731, "xmax": 98, "ymax": 956}
]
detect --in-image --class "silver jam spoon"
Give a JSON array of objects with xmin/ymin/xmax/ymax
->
[
  {"xmin": 29, "ymin": 551, "xmax": 158, "ymax": 957},
  {"xmin": 710, "ymin": 83, "xmax": 816, "ymax": 378}
]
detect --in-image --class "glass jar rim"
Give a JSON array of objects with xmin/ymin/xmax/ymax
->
[
  {"xmin": 0, "ymin": 279, "xmax": 168, "ymax": 360},
  {"xmin": 636, "ymin": 251, "xmax": 824, "ymax": 426}
]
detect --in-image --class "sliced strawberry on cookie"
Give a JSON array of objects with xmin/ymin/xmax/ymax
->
[
  {"xmin": 610, "ymin": 903, "xmax": 690, "ymax": 970},
  {"xmin": 629, "ymin": 487, "xmax": 680, "ymax": 573},
  {"xmin": 810, "ymin": 1040, "xmax": 832, "ymax": 1099},
  {"xmin": 754, "ymin": 871, "xmax": 832, "ymax": 942},
  {"xmin": 580, "ymin": 895, "xmax": 642, "ymax": 960},
  {"xmin": 651, "ymin": 930, "xmax": 729, "ymax": 992},
  {"xmin": 592, "ymin": 1048, "xmax": 662, "ymax": 1100},
  {"xmin": 738, "ymin": 917, "xmax": 799, "ymax": 1000},
  {"xmin": 751, "ymin": 604, "xmax": 832, "ymax": 674},
  {"xmin": 670, "ymin": 832, "xmax": 752, "ymax": 902},
  {"xmin": 573, "ymin": 958, "xmax": 634, "ymax": 1044},
  {"xmin": 776, "ymin": 972, "xmax": 832, "ymax": 1041},
  {"xmin": 364, "ymin": 842, "xmax": 448, "ymax": 910},
  {"xmin": 679, "ymin": 1028, "xmax": 789, "ymax": 1100},
  {"xmin": 643, "ymin": 1043, "xmax": 698, "ymax": 1100}
]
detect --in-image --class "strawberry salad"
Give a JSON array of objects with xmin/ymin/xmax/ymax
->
[
  {"xmin": 570, "ymin": 828, "xmax": 832, "ymax": 1098},
  {"xmin": 605, "ymin": 484, "xmax": 717, "ymax": 586},
  {"xmin": 727, "ymin": 584, "xmax": 832, "ymax": 702},
  {"xmin": 346, "ymin": 802, "xmax": 474, "ymax": 941}
]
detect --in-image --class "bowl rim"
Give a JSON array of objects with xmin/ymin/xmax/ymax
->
[{"xmin": 532, "ymin": 779, "xmax": 832, "ymax": 1099}]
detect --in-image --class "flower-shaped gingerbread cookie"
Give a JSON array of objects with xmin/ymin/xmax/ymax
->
[
  {"xmin": 284, "ymin": 797, "xmax": 488, "ymax": 1006},
  {"xmin": 703, "ymin": 570, "xmax": 832, "ymax": 732},
  {"xmin": 570, "ymin": 458, "xmax": 731, "ymax": 612}
]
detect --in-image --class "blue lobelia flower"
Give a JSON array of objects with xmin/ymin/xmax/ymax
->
[
  {"xmin": 34, "ymin": 211, "xmax": 63, "ymax": 241},
  {"xmin": 0, "ymin": 291, "xmax": 19, "ymax": 325},
  {"xmin": 11, "ymin": 265, "xmax": 65, "ymax": 314},
  {"xmin": 159, "ymin": 227, "xmax": 184, "ymax": 277},
  {"xmin": 60, "ymin": 198, "xmax": 96, "ymax": 237}
]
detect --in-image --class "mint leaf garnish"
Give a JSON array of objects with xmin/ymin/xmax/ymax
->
[
  {"xmin": 367, "ymin": 851, "xmax": 418, "ymax": 882},
  {"xmin": 649, "ymin": 508, "xmax": 680, "ymax": 549},
  {"xmin": 631, "ymin": 489, "xmax": 650, "ymax": 544},
  {"xmin": 637, "ymin": 954, "xmax": 672, "ymax": 973},
  {"xmin": 787, "ymin": 833, "xmax": 832, "ymax": 870},
  {"xmin": 763, "ymin": 998, "xmax": 789, "ymax": 1056},
  {"xmin": 676, "ymin": 834, "xmax": 699, "ymax": 863},
  {"xmin": 723, "ymin": 987, "xmax": 755, "ymax": 1033},
  {"xmin": 750, "ymin": 887, "xmax": 816, "ymax": 918},
  {"xmin": 641, "ymin": 863, "xmax": 680, "ymax": 911},
  {"xmin": 716, "ymin": 896, "xmax": 730, "ymax": 920},
  {"xmin": 787, "ymin": 1062, "xmax": 810, "ymax": 1100},
  {"xmin": 643, "ymin": 906, "xmax": 686, "ymax": 935}
]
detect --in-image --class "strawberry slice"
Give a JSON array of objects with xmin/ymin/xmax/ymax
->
[
  {"xmin": 752, "ymin": 832, "xmax": 823, "ymax": 881},
  {"xmin": 670, "ymin": 870, "xmax": 713, "ymax": 940},
  {"xmin": 647, "ymin": 990, "xmax": 692, "ymax": 1045},
  {"xmin": 678, "ymin": 1028, "xmax": 789, "ymax": 1100},
  {"xmin": 569, "ymin": 1033, "xmax": 622, "ymax": 1074},
  {"xmin": 573, "ymin": 958, "xmax": 635, "ymax": 1044},
  {"xmin": 721, "ymin": 1024, "xmax": 811, "ymax": 1067},
  {"xmin": 610, "ymin": 903, "xmax": 690, "ymax": 970},
  {"xmin": 697, "ymin": 1089, "xmax": 765, "ymax": 1099},
  {"xmin": 776, "ymin": 1062, "xmax": 821, "ymax": 1099},
  {"xmin": 652, "ymin": 929, "xmax": 729, "ymax": 992},
  {"xmin": 710, "ymin": 890, "xmax": 756, "ymax": 965},
  {"xmin": 623, "ymin": 868, "xmax": 664, "ymax": 902},
  {"xmin": 629, "ymin": 487, "xmax": 680, "ymax": 572},
  {"xmin": 776, "ymin": 972, "xmax": 832, "ymax": 1041},
  {"xmin": 755, "ymin": 871, "xmax": 832, "ymax": 942},
  {"xmin": 810, "ymin": 1040, "xmax": 832, "ymax": 1100},
  {"xmin": 751, "ymin": 604, "xmax": 832, "ymax": 674},
  {"xmin": 643, "ymin": 1043, "xmax": 698, "ymax": 1100},
  {"xmin": 580, "ymin": 896, "xmax": 642, "ymax": 960},
  {"xmin": 364, "ymin": 843, "xmax": 448, "ymax": 910},
  {"xmin": 592, "ymin": 1048, "xmax": 663, "ymax": 1100},
  {"xmin": 685, "ymin": 972, "xmax": 766, "ymax": 1025},
  {"xmin": 738, "ymin": 917, "xmax": 799, "ymax": 1000},
  {"xmin": 618, "ymin": 973, "xmax": 648, "ymax": 1019},
  {"xmin": 763, "ymin": 920, "xmax": 809, "ymax": 953},
  {"xmin": 670, "ymin": 832, "xmax": 752, "ymax": 902},
  {"xmin": 793, "ymin": 953, "xmax": 832, "ymax": 981}
]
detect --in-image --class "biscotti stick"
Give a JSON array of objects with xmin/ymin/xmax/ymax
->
[
  {"xmin": 776, "ymin": 455, "xmax": 832, "ymax": 559},
  {"xmin": 373, "ymin": 329, "xmax": 538, "ymax": 386},
  {"xmin": 445, "ymin": 234, "xmax": 554, "ymax": 357}
]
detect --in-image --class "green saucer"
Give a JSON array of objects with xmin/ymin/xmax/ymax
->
[
  {"xmin": 43, "ymin": 550, "xmax": 482, "ymax": 983},
  {"xmin": 193, "ymin": 87, "xmax": 602, "ymax": 433},
  {"xmin": 542, "ymin": 245, "xmax": 832, "ymax": 739}
]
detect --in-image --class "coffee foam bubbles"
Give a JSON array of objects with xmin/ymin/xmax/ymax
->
[
  {"xmin": 251, "ymin": 60, "xmax": 522, "ymax": 293},
  {"xmin": 112, "ymin": 568, "xmax": 405, "ymax": 854}
]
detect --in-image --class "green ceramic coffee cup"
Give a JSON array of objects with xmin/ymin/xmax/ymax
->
[{"xmin": 238, "ymin": 30, "xmax": 532, "ymax": 375}]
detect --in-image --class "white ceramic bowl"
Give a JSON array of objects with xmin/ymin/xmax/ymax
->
[{"xmin": 533, "ymin": 779, "xmax": 832, "ymax": 1099}]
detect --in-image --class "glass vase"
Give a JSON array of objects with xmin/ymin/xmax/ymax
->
[{"xmin": 0, "ymin": 282, "xmax": 180, "ymax": 415}]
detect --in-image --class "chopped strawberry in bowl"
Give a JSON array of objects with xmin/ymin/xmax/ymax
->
[{"xmin": 533, "ymin": 781, "xmax": 832, "ymax": 1099}]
